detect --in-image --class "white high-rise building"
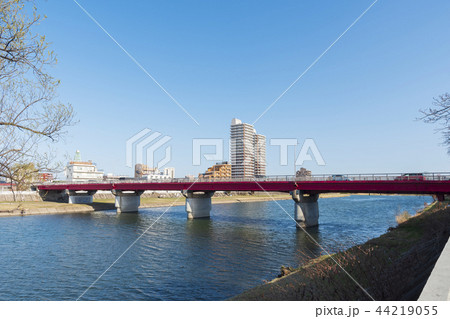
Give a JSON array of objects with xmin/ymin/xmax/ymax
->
[
  {"xmin": 230, "ymin": 118, "xmax": 266, "ymax": 178},
  {"xmin": 254, "ymin": 133, "xmax": 266, "ymax": 177}
]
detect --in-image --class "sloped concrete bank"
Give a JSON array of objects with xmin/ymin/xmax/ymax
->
[
  {"xmin": 419, "ymin": 236, "xmax": 450, "ymax": 300},
  {"xmin": 231, "ymin": 203, "xmax": 450, "ymax": 301},
  {"xmin": 0, "ymin": 202, "xmax": 115, "ymax": 217}
]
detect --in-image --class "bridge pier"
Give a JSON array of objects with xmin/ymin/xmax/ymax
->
[
  {"xmin": 68, "ymin": 190, "xmax": 96, "ymax": 204},
  {"xmin": 112, "ymin": 190, "xmax": 144, "ymax": 213},
  {"xmin": 291, "ymin": 190, "xmax": 319, "ymax": 228},
  {"xmin": 182, "ymin": 190, "xmax": 214, "ymax": 219}
]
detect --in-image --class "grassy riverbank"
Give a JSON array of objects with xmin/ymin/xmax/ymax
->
[
  {"xmin": 231, "ymin": 201, "xmax": 450, "ymax": 301},
  {"xmin": 0, "ymin": 193, "xmax": 346, "ymax": 217}
]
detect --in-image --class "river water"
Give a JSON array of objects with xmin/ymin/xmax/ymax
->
[{"xmin": 0, "ymin": 195, "xmax": 431, "ymax": 300}]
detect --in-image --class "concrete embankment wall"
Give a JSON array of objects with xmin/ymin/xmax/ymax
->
[
  {"xmin": 419, "ymin": 237, "xmax": 450, "ymax": 301},
  {"xmin": 0, "ymin": 191, "xmax": 42, "ymax": 202},
  {"xmin": 0, "ymin": 205, "xmax": 96, "ymax": 217}
]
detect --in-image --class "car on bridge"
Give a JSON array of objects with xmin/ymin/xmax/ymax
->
[
  {"xmin": 394, "ymin": 173, "xmax": 425, "ymax": 181},
  {"xmin": 329, "ymin": 174, "xmax": 352, "ymax": 181}
]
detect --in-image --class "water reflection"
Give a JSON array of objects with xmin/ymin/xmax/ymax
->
[{"xmin": 294, "ymin": 227, "xmax": 324, "ymax": 264}]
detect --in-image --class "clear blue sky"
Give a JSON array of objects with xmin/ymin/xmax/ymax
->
[{"xmin": 37, "ymin": 0, "xmax": 450, "ymax": 178}]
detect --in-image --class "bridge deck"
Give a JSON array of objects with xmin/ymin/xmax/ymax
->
[{"xmin": 37, "ymin": 180, "xmax": 450, "ymax": 195}]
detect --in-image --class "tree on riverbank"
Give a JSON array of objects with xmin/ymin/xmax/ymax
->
[
  {"xmin": 0, "ymin": 0, "xmax": 74, "ymax": 189},
  {"xmin": 420, "ymin": 93, "xmax": 450, "ymax": 154}
]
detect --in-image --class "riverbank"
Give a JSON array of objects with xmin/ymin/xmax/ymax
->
[
  {"xmin": 0, "ymin": 202, "xmax": 114, "ymax": 217},
  {"xmin": 0, "ymin": 193, "xmax": 346, "ymax": 217},
  {"xmin": 231, "ymin": 201, "xmax": 450, "ymax": 301}
]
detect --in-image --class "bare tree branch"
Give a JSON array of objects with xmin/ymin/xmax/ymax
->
[
  {"xmin": 0, "ymin": 0, "xmax": 74, "ymax": 196},
  {"xmin": 420, "ymin": 92, "xmax": 450, "ymax": 154}
]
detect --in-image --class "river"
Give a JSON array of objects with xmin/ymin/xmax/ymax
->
[{"xmin": 0, "ymin": 195, "xmax": 432, "ymax": 300}]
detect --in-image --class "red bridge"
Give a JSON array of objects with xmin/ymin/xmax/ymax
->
[{"xmin": 37, "ymin": 173, "xmax": 450, "ymax": 228}]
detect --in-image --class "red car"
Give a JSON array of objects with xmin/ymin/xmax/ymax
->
[{"xmin": 394, "ymin": 173, "xmax": 425, "ymax": 181}]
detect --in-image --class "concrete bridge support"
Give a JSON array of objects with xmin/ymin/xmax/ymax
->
[
  {"xmin": 182, "ymin": 190, "xmax": 214, "ymax": 219},
  {"xmin": 291, "ymin": 190, "xmax": 319, "ymax": 228},
  {"xmin": 112, "ymin": 190, "xmax": 144, "ymax": 213},
  {"xmin": 68, "ymin": 190, "xmax": 97, "ymax": 204}
]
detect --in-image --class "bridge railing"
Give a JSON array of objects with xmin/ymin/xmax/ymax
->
[{"xmin": 39, "ymin": 172, "xmax": 450, "ymax": 185}]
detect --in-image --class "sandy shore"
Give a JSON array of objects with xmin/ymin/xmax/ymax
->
[{"xmin": 0, "ymin": 193, "xmax": 348, "ymax": 217}]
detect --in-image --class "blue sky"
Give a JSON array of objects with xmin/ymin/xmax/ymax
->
[{"xmin": 37, "ymin": 0, "xmax": 450, "ymax": 177}]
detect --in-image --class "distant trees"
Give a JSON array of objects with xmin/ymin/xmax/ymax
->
[
  {"xmin": 420, "ymin": 93, "xmax": 450, "ymax": 154},
  {"xmin": 0, "ymin": 0, "xmax": 74, "ymax": 191}
]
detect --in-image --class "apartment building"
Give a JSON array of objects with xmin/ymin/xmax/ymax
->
[
  {"xmin": 230, "ymin": 118, "xmax": 266, "ymax": 178},
  {"xmin": 199, "ymin": 162, "xmax": 231, "ymax": 180}
]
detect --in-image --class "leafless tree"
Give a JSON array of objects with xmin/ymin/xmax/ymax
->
[
  {"xmin": 420, "ymin": 93, "xmax": 450, "ymax": 154},
  {"xmin": 0, "ymin": 0, "xmax": 74, "ymax": 192}
]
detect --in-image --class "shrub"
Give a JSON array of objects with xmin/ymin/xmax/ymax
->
[{"xmin": 396, "ymin": 211, "xmax": 412, "ymax": 224}]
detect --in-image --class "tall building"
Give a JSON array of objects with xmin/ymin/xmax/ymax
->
[
  {"xmin": 230, "ymin": 118, "xmax": 266, "ymax": 178},
  {"xmin": 65, "ymin": 150, "xmax": 104, "ymax": 182},
  {"xmin": 199, "ymin": 161, "xmax": 231, "ymax": 180},
  {"xmin": 254, "ymin": 134, "xmax": 266, "ymax": 177}
]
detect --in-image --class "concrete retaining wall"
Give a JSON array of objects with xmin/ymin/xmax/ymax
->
[
  {"xmin": 419, "ymin": 237, "xmax": 450, "ymax": 301},
  {"xmin": 0, "ymin": 205, "xmax": 95, "ymax": 217},
  {"xmin": 0, "ymin": 192, "xmax": 42, "ymax": 202}
]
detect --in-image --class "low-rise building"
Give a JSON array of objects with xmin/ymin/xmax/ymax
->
[
  {"xmin": 135, "ymin": 164, "xmax": 158, "ymax": 178},
  {"xmin": 103, "ymin": 174, "xmax": 132, "ymax": 181},
  {"xmin": 164, "ymin": 167, "xmax": 175, "ymax": 179},
  {"xmin": 135, "ymin": 164, "xmax": 175, "ymax": 180},
  {"xmin": 0, "ymin": 180, "xmax": 14, "ymax": 192},
  {"xmin": 296, "ymin": 167, "xmax": 312, "ymax": 180},
  {"xmin": 39, "ymin": 173, "xmax": 54, "ymax": 183},
  {"xmin": 65, "ymin": 150, "xmax": 104, "ymax": 182},
  {"xmin": 199, "ymin": 162, "xmax": 232, "ymax": 180}
]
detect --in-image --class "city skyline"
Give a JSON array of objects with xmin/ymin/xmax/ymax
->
[{"xmin": 36, "ymin": 0, "xmax": 450, "ymax": 177}]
